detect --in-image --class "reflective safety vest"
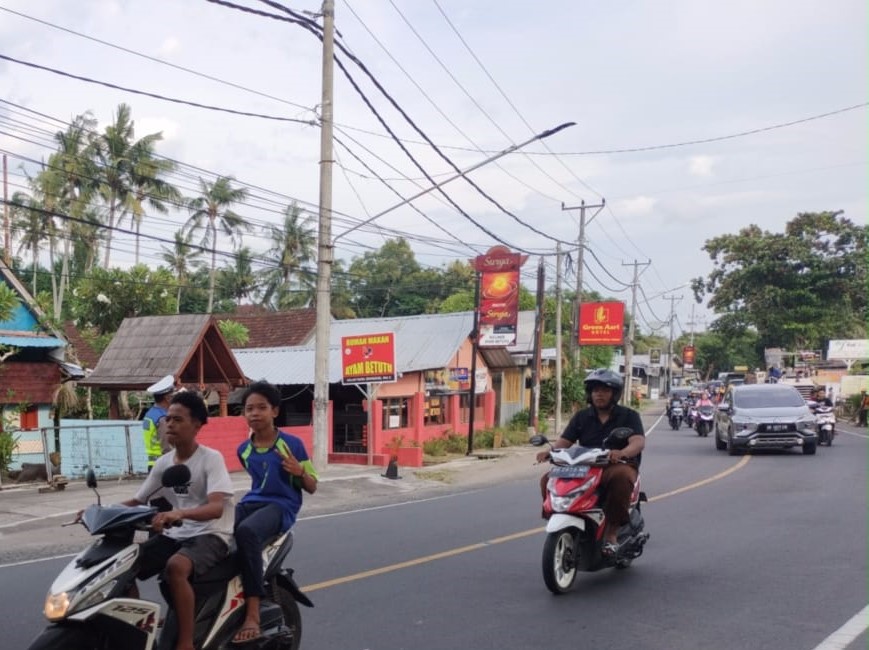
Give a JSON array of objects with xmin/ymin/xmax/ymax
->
[{"xmin": 143, "ymin": 407, "xmax": 167, "ymax": 468}]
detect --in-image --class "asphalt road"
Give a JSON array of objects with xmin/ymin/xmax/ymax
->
[{"xmin": 6, "ymin": 415, "xmax": 867, "ymax": 650}]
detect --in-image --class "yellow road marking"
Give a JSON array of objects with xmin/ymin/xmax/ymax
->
[{"xmin": 301, "ymin": 456, "xmax": 751, "ymax": 592}]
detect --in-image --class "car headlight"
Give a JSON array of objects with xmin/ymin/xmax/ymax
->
[
  {"xmin": 44, "ymin": 591, "xmax": 70, "ymax": 621},
  {"xmin": 796, "ymin": 416, "xmax": 816, "ymax": 431},
  {"xmin": 732, "ymin": 417, "xmax": 757, "ymax": 436}
]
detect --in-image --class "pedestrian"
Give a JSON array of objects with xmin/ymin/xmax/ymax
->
[
  {"xmin": 143, "ymin": 375, "xmax": 175, "ymax": 472},
  {"xmin": 232, "ymin": 380, "xmax": 318, "ymax": 644},
  {"xmin": 859, "ymin": 390, "xmax": 869, "ymax": 427}
]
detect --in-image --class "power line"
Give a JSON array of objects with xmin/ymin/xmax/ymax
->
[{"xmin": 0, "ymin": 53, "xmax": 318, "ymax": 126}]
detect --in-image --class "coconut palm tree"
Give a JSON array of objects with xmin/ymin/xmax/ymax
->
[
  {"xmin": 217, "ymin": 246, "xmax": 257, "ymax": 304},
  {"xmin": 9, "ymin": 190, "xmax": 52, "ymax": 295},
  {"xmin": 125, "ymin": 140, "xmax": 181, "ymax": 264},
  {"xmin": 96, "ymin": 103, "xmax": 168, "ymax": 267},
  {"xmin": 260, "ymin": 202, "xmax": 316, "ymax": 309},
  {"xmin": 184, "ymin": 176, "xmax": 250, "ymax": 313},
  {"xmin": 161, "ymin": 229, "xmax": 204, "ymax": 313}
]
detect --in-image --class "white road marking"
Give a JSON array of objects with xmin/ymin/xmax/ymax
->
[{"xmin": 812, "ymin": 604, "xmax": 869, "ymax": 650}]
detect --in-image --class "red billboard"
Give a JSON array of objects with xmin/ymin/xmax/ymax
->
[
  {"xmin": 578, "ymin": 301, "xmax": 625, "ymax": 345},
  {"xmin": 472, "ymin": 246, "xmax": 528, "ymax": 347},
  {"xmin": 682, "ymin": 345, "xmax": 696, "ymax": 369},
  {"xmin": 341, "ymin": 332, "xmax": 397, "ymax": 384}
]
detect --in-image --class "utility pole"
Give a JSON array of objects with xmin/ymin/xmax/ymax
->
[
  {"xmin": 561, "ymin": 199, "xmax": 605, "ymax": 369},
  {"xmin": 3, "ymin": 154, "xmax": 9, "ymax": 266},
  {"xmin": 312, "ymin": 0, "xmax": 335, "ymax": 471},
  {"xmin": 664, "ymin": 293, "xmax": 683, "ymax": 394},
  {"xmin": 528, "ymin": 257, "xmax": 545, "ymax": 433},
  {"xmin": 622, "ymin": 259, "xmax": 650, "ymax": 404},
  {"xmin": 555, "ymin": 243, "xmax": 563, "ymax": 433}
]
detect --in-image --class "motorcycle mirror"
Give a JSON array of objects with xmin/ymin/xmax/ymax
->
[
  {"xmin": 162, "ymin": 464, "xmax": 191, "ymax": 488},
  {"xmin": 85, "ymin": 469, "xmax": 98, "ymax": 489},
  {"xmin": 529, "ymin": 435, "xmax": 549, "ymax": 447}
]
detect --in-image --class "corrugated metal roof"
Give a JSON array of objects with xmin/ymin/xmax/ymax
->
[
  {"xmin": 233, "ymin": 346, "xmax": 344, "ymax": 384},
  {"xmin": 0, "ymin": 335, "xmax": 65, "ymax": 348},
  {"xmin": 329, "ymin": 312, "xmax": 474, "ymax": 373}
]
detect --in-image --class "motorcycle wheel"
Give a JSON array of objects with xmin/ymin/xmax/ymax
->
[
  {"xmin": 26, "ymin": 624, "xmax": 96, "ymax": 650},
  {"xmin": 271, "ymin": 584, "xmax": 303, "ymax": 650},
  {"xmin": 542, "ymin": 530, "xmax": 578, "ymax": 594}
]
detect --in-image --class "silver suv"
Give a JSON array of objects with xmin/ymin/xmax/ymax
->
[{"xmin": 714, "ymin": 384, "xmax": 817, "ymax": 455}]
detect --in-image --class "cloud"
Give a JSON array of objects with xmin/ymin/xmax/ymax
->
[
  {"xmin": 689, "ymin": 155, "xmax": 716, "ymax": 177},
  {"xmin": 615, "ymin": 195, "xmax": 658, "ymax": 217},
  {"xmin": 136, "ymin": 117, "xmax": 180, "ymax": 142},
  {"xmin": 157, "ymin": 37, "xmax": 180, "ymax": 58}
]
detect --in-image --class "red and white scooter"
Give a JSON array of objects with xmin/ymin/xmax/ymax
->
[{"xmin": 532, "ymin": 429, "xmax": 649, "ymax": 594}]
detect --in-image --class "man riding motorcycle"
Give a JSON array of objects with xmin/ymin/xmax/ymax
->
[{"xmin": 537, "ymin": 369, "xmax": 645, "ymax": 557}]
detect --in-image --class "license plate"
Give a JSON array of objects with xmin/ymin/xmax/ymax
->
[{"xmin": 550, "ymin": 465, "xmax": 590, "ymax": 478}]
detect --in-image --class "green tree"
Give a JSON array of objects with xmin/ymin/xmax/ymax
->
[
  {"xmin": 260, "ymin": 203, "xmax": 316, "ymax": 309},
  {"xmin": 216, "ymin": 246, "xmax": 257, "ymax": 304},
  {"xmin": 217, "ymin": 319, "xmax": 249, "ymax": 347},
  {"xmin": 185, "ymin": 176, "xmax": 250, "ymax": 313},
  {"xmin": 161, "ymin": 230, "xmax": 204, "ymax": 313},
  {"xmin": 96, "ymin": 104, "xmax": 168, "ymax": 267},
  {"xmin": 694, "ymin": 211, "xmax": 867, "ymax": 350},
  {"xmin": 348, "ymin": 238, "xmax": 423, "ymax": 317},
  {"xmin": 70, "ymin": 265, "xmax": 177, "ymax": 334}
]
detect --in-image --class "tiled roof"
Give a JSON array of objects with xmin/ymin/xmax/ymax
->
[
  {"xmin": 0, "ymin": 361, "xmax": 61, "ymax": 405},
  {"xmin": 63, "ymin": 321, "xmax": 101, "ymax": 369},
  {"xmin": 215, "ymin": 308, "xmax": 317, "ymax": 348}
]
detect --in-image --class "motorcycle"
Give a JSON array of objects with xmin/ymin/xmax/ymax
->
[
  {"xmin": 685, "ymin": 402, "xmax": 698, "ymax": 429},
  {"xmin": 814, "ymin": 405, "xmax": 836, "ymax": 446},
  {"xmin": 694, "ymin": 404, "xmax": 715, "ymax": 437},
  {"xmin": 669, "ymin": 403, "xmax": 684, "ymax": 430},
  {"xmin": 532, "ymin": 431, "xmax": 649, "ymax": 595},
  {"xmin": 27, "ymin": 466, "xmax": 312, "ymax": 650}
]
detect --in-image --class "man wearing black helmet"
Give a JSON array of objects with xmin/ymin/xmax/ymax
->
[{"xmin": 536, "ymin": 368, "xmax": 645, "ymax": 557}]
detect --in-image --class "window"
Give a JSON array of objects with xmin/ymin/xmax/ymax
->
[
  {"xmin": 460, "ymin": 393, "xmax": 484, "ymax": 423},
  {"xmin": 382, "ymin": 397, "xmax": 409, "ymax": 430},
  {"xmin": 424, "ymin": 395, "xmax": 446, "ymax": 425}
]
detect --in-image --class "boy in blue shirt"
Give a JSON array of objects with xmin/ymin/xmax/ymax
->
[{"xmin": 233, "ymin": 381, "xmax": 317, "ymax": 644}]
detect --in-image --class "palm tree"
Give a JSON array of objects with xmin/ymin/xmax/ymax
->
[
  {"xmin": 125, "ymin": 140, "xmax": 181, "ymax": 264},
  {"xmin": 185, "ymin": 176, "xmax": 249, "ymax": 313},
  {"xmin": 96, "ymin": 103, "xmax": 168, "ymax": 267},
  {"xmin": 161, "ymin": 229, "xmax": 203, "ymax": 313},
  {"xmin": 217, "ymin": 246, "xmax": 257, "ymax": 304},
  {"xmin": 260, "ymin": 203, "xmax": 316, "ymax": 309},
  {"xmin": 9, "ymin": 190, "xmax": 51, "ymax": 295}
]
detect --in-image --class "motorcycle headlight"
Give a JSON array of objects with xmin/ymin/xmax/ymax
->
[
  {"xmin": 44, "ymin": 591, "xmax": 70, "ymax": 621},
  {"xmin": 550, "ymin": 478, "xmax": 595, "ymax": 512}
]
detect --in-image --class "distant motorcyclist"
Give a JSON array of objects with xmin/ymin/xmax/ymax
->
[
  {"xmin": 811, "ymin": 387, "xmax": 833, "ymax": 409},
  {"xmin": 537, "ymin": 369, "xmax": 645, "ymax": 558}
]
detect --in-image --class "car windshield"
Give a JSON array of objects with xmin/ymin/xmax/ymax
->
[{"xmin": 733, "ymin": 388, "xmax": 805, "ymax": 409}]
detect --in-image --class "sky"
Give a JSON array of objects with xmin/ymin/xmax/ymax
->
[{"xmin": 0, "ymin": 0, "xmax": 866, "ymax": 339}]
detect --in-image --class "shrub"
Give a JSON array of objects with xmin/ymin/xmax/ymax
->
[
  {"xmin": 422, "ymin": 430, "xmax": 467, "ymax": 456},
  {"xmin": 0, "ymin": 429, "xmax": 20, "ymax": 476}
]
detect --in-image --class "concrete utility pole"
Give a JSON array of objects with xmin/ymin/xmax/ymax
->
[
  {"xmin": 664, "ymin": 293, "xmax": 683, "ymax": 394},
  {"xmin": 555, "ymin": 243, "xmax": 563, "ymax": 433},
  {"xmin": 3, "ymin": 154, "xmax": 9, "ymax": 266},
  {"xmin": 312, "ymin": 0, "xmax": 335, "ymax": 471},
  {"xmin": 561, "ymin": 199, "xmax": 605, "ymax": 369},
  {"xmin": 528, "ymin": 257, "xmax": 545, "ymax": 433},
  {"xmin": 622, "ymin": 259, "xmax": 650, "ymax": 404}
]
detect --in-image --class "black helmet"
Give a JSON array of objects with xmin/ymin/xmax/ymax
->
[
  {"xmin": 603, "ymin": 426, "xmax": 634, "ymax": 450},
  {"xmin": 584, "ymin": 368, "xmax": 624, "ymax": 405}
]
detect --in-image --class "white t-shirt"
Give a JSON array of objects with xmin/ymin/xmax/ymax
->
[{"xmin": 135, "ymin": 445, "xmax": 234, "ymax": 542}]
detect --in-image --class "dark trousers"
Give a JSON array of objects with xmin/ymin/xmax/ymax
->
[
  {"xmin": 234, "ymin": 502, "xmax": 285, "ymax": 598},
  {"xmin": 598, "ymin": 463, "xmax": 639, "ymax": 528}
]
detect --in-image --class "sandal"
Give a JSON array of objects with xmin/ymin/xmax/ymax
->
[
  {"xmin": 601, "ymin": 541, "xmax": 619, "ymax": 558},
  {"xmin": 232, "ymin": 624, "xmax": 262, "ymax": 645}
]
